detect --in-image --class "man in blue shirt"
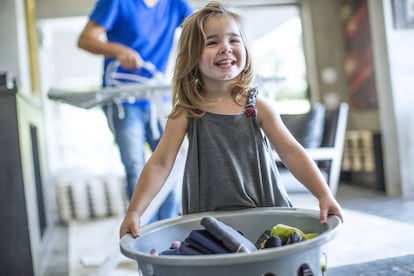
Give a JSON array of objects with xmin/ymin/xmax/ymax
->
[{"xmin": 78, "ymin": 0, "xmax": 193, "ymax": 222}]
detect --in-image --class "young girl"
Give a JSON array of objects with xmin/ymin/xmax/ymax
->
[{"xmin": 120, "ymin": 1, "xmax": 343, "ymax": 238}]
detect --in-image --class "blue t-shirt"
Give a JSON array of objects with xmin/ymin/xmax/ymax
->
[{"xmin": 89, "ymin": 0, "xmax": 193, "ymax": 87}]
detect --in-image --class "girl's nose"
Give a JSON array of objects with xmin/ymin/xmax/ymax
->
[{"xmin": 219, "ymin": 45, "xmax": 232, "ymax": 54}]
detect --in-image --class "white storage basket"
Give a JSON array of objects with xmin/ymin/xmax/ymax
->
[{"xmin": 56, "ymin": 173, "xmax": 126, "ymax": 224}]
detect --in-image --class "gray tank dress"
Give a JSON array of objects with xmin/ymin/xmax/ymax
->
[{"xmin": 182, "ymin": 88, "xmax": 292, "ymax": 215}]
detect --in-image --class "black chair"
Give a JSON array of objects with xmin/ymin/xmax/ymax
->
[{"xmin": 276, "ymin": 103, "xmax": 349, "ymax": 196}]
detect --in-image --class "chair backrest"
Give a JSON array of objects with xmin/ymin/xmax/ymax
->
[
  {"xmin": 322, "ymin": 103, "xmax": 349, "ymax": 195},
  {"xmin": 321, "ymin": 103, "xmax": 349, "ymax": 148},
  {"xmin": 279, "ymin": 102, "xmax": 349, "ymax": 195},
  {"xmin": 280, "ymin": 103, "xmax": 326, "ymax": 149}
]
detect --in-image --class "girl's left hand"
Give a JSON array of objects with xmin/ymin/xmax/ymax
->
[{"xmin": 319, "ymin": 195, "xmax": 344, "ymax": 224}]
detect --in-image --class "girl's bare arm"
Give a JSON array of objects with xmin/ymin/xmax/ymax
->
[
  {"xmin": 120, "ymin": 112, "xmax": 187, "ymax": 237},
  {"xmin": 256, "ymin": 98, "xmax": 343, "ymax": 222}
]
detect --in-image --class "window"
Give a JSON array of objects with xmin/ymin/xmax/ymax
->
[{"xmin": 237, "ymin": 4, "xmax": 310, "ymax": 114}]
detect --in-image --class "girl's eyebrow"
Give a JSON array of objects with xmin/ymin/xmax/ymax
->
[{"xmin": 205, "ymin": 32, "xmax": 241, "ymax": 40}]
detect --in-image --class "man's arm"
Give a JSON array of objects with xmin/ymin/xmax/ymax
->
[{"xmin": 77, "ymin": 20, "xmax": 143, "ymax": 70}]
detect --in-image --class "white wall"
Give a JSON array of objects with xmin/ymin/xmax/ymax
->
[
  {"xmin": 380, "ymin": 0, "xmax": 414, "ymax": 197},
  {"xmin": 0, "ymin": 0, "xmax": 31, "ymax": 93}
]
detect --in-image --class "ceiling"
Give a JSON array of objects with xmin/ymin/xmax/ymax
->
[{"xmin": 35, "ymin": 0, "xmax": 299, "ymax": 19}]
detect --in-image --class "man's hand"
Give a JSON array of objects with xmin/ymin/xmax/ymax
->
[{"xmin": 117, "ymin": 49, "xmax": 144, "ymax": 70}]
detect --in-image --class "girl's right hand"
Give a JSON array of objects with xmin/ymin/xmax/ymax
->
[{"xmin": 119, "ymin": 211, "xmax": 141, "ymax": 238}]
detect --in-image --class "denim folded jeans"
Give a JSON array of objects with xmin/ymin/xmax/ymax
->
[{"xmin": 103, "ymin": 100, "xmax": 180, "ymax": 222}]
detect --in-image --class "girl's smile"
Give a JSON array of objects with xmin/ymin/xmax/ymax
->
[{"xmin": 215, "ymin": 58, "xmax": 236, "ymax": 68}]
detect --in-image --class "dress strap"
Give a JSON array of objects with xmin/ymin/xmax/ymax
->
[{"xmin": 244, "ymin": 87, "xmax": 258, "ymax": 117}]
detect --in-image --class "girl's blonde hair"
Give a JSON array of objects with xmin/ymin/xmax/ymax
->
[{"xmin": 170, "ymin": 1, "xmax": 253, "ymax": 117}]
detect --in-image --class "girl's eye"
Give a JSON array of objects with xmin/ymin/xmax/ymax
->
[
  {"xmin": 206, "ymin": 41, "xmax": 217, "ymax": 46},
  {"xmin": 230, "ymin": 38, "xmax": 241, "ymax": 43}
]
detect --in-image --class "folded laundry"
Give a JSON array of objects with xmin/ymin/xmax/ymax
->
[
  {"xmin": 184, "ymin": 237, "xmax": 214, "ymax": 254},
  {"xmin": 187, "ymin": 229, "xmax": 230, "ymax": 254},
  {"xmin": 254, "ymin": 229, "xmax": 271, "ymax": 249},
  {"xmin": 160, "ymin": 241, "xmax": 204, "ymax": 255},
  {"xmin": 158, "ymin": 216, "xmax": 258, "ymax": 256},
  {"xmin": 200, "ymin": 216, "xmax": 257, "ymax": 253},
  {"xmin": 270, "ymin": 224, "xmax": 318, "ymax": 244},
  {"xmin": 257, "ymin": 224, "xmax": 318, "ymax": 249},
  {"xmin": 263, "ymin": 235, "xmax": 283, "ymax": 248},
  {"xmin": 158, "ymin": 218, "xmax": 319, "ymax": 256},
  {"xmin": 285, "ymin": 230, "xmax": 303, "ymax": 245}
]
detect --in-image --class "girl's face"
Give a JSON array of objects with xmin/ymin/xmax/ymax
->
[{"xmin": 198, "ymin": 15, "xmax": 247, "ymax": 86}]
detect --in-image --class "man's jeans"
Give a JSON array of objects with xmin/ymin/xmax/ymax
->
[{"xmin": 104, "ymin": 101, "xmax": 179, "ymax": 222}]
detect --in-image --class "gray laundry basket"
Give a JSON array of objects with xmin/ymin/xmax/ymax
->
[{"xmin": 120, "ymin": 207, "xmax": 341, "ymax": 276}]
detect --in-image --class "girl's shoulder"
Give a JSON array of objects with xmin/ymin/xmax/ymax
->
[
  {"xmin": 255, "ymin": 94, "xmax": 281, "ymax": 128},
  {"xmin": 168, "ymin": 108, "xmax": 189, "ymax": 127},
  {"xmin": 255, "ymin": 96, "xmax": 277, "ymax": 114}
]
